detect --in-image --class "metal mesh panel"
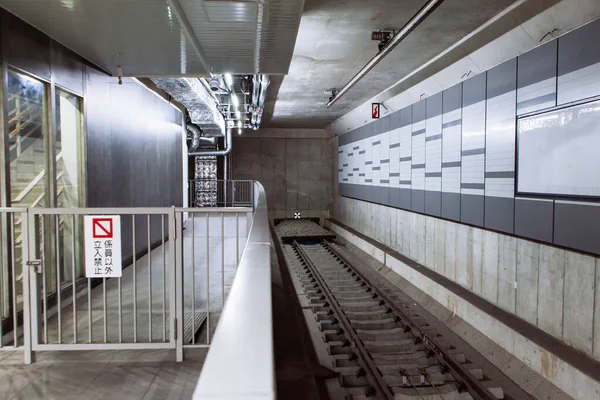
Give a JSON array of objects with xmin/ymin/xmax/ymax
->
[{"xmin": 194, "ymin": 156, "xmax": 217, "ymax": 207}]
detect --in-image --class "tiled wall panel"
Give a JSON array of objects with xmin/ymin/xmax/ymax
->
[
  {"xmin": 425, "ymin": 93, "xmax": 442, "ymax": 216},
  {"xmin": 485, "ymin": 59, "xmax": 516, "ymax": 234},
  {"xmin": 336, "ymin": 18, "xmax": 600, "ymax": 256},
  {"xmin": 441, "ymin": 83, "xmax": 462, "ymax": 221}
]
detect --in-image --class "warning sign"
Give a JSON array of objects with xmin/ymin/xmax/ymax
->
[
  {"xmin": 372, "ymin": 103, "xmax": 380, "ymax": 119},
  {"xmin": 85, "ymin": 216, "xmax": 122, "ymax": 278}
]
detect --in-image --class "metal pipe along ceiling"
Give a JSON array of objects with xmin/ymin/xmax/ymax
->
[
  {"xmin": 189, "ymin": 127, "xmax": 232, "ymax": 156},
  {"xmin": 326, "ymin": 0, "xmax": 445, "ymax": 108}
]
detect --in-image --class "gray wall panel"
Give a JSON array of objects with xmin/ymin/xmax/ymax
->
[
  {"xmin": 557, "ymin": 18, "xmax": 600, "ymax": 104},
  {"xmin": 485, "ymin": 58, "xmax": 516, "ymax": 230},
  {"xmin": 400, "ymin": 106, "xmax": 412, "ymax": 127},
  {"xmin": 390, "ymin": 187, "xmax": 401, "ymax": 208},
  {"xmin": 427, "ymin": 92, "xmax": 443, "ymax": 118},
  {"xmin": 443, "ymin": 83, "xmax": 462, "ymax": 112},
  {"xmin": 488, "ymin": 58, "xmax": 517, "ymax": 98},
  {"xmin": 381, "ymin": 113, "xmax": 391, "ymax": 133},
  {"xmin": 461, "ymin": 194, "xmax": 484, "ymax": 226},
  {"xmin": 86, "ymin": 70, "xmax": 183, "ymax": 256},
  {"xmin": 2, "ymin": 11, "xmax": 51, "ymax": 80},
  {"xmin": 463, "ymin": 73, "xmax": 487, "ymax": 107},
  {"xmin": 51, "ymin": 41, "xmax": 84, "ymax": 96},
  {"xmin": 413, "ymin": 99, "xmax": 426, "ymax": 123},
  {"xmin": 390, "ymin": 110, "xmax": 401, "ymax": 129},
  {"xmin": 514, "ymin": 198, "xmax": 553, "ymax": 242},
  {"xmin": 411, "ymin": 190, "xmax": 425, "ymax": 213},
  {"xmin": 558, "ymin": 18, "xmax": 600, "ymax": 77},
  {"xmin": 365, "ymin": 185, "xmax": 373, "ymax": 203},
  {"xmin": 518, "ymin": 40, "xmax": 557, "ymax": 89},
  {"xmin": 400, "ymin": 188, "xmax": 411, "ymax": 210},
  {"xmin": 554, "ymin": 202, "xmax": 600, "ymax": 255},
  {"xmin": 425, "ymin": 191, "xmax": 441, "ymax": 216},
  {"xmin": 517, "ymin": 40, "xmax": 557, "ymax": 114},
  {"xmin": 441, "ymin": 192, "xmax": 460, "ymax": 221},
  {"xmin": 378, "ymin": 187, "xmax": 390, "ymax": 206},
  {"xmin": 484, "ymin": 196, "xmax": 514, "ymax": 233}
]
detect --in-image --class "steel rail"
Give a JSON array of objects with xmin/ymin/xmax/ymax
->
[
  {"xmin": 320, "ymin": 240, "xmax": 499, "ymax": 400},
  {"xmin": 291, "ymin": 241, "xmax": 393, "ymax": 400}
]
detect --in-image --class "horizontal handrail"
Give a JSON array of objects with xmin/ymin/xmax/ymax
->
[{"xmin": 193, "ymin": 181, "xmax": 274, "ymax": 399}]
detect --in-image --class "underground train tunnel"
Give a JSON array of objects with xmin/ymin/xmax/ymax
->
[{"xmin": 0, "ymin": 0, "xmax": 598, "ymax": 399}]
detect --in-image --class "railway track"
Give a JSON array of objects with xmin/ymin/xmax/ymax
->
[{"xmin": 286, "ymin": 239, "xmax": 507, "ymax": 400}]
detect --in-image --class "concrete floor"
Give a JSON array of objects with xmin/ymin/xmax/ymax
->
[
  {"xmin": 0, "ymin": 348, "xmax": 208, "ymax": 400},
  {"xmin": 0, "ymin": 214, "xmax": 249, "ymax": 400}
]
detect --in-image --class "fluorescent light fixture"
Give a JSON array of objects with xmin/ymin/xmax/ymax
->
[
  {"xmin": 237, "ymin": 120, "xmax": 242, "ymax": 128},
  {"xmin": 224, "ymin": 74, "xmax": 233, "ymax": 88},
  {"xmin": 235, "ymin": 110, "xmax": 241, "ymax": 120},
  {"xmin": 231, "ymin": 94, "xmax": 239, "ymax": 107}
]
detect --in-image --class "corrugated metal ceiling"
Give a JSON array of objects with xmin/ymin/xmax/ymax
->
[{"xmin": 0, "ymin": 0, "xmax": 304, "ymax": 76}]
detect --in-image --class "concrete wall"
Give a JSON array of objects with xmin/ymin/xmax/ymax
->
[
  {"xmin": 334, "ymin": 195, "xmax": 600, "ymax": 363},
  {"xmin": 232, "ymin": 128, "xmax": 333, "ymax": 220},
  {"xmin": 327, "ymin": 219, "xmax": 600, "ymax": 400}
]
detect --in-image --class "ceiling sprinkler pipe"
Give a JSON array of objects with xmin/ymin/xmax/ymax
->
[
  {"xmin": 326, "ymin": 0, "xmax": 444, "ymax": 108},
  {"xmin": 189, "ymin": 127, "xmax": 232, "ymax": 156}
]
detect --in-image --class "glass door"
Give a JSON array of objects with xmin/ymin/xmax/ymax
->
[
  {"xmin": 55, "ymin": 89, "xmax": 85, "ymax": 283},
  {"xmin": 6, "ymin": 70, "xmax": 49, "ymax": 313}
]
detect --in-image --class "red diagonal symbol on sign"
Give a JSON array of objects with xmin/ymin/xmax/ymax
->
[
  {"xmin": 93, "ymin": 218, "xmax": 113, "ymax": 239},
  {"xmin": 372, "ymin": 106, "xmax": 378, "ymax": 118}
]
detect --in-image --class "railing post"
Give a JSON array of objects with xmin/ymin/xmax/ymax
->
[
  {"xmin": 21, "ymin": 209, "xmax": 32, "ymax": 364},
  {"xmin": 173, "ymin": 207, "xmax": 184, "ymax": 362}
]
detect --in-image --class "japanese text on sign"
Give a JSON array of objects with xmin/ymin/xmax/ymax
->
[{"xmin": 85, "ymin": 216, "xmax": 122, "ymax": 278}]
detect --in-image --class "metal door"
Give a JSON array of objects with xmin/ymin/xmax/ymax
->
[{"xmin": 28, "ymin": 208, "xmax": 178, "ymax": 353}]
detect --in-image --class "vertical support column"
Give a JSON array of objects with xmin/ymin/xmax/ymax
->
[{"xmin": 173, "ymin": 208, "xmax": 184, "ymax": 362}]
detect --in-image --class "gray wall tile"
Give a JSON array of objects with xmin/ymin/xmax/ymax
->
[
  {"xmin": 443, "ymin": 83, "xmax": 462, "ymax": 113},
  {"xmin": 461, "ymin": 194, "xmax": 484, "ymax": 226},
  {"xmin": 463, "ymin": 73, "xmax": 487, "ymax": 107},
  {"xmin": 411, "ymin": 190, "xmax": 425, "ymax": 213},
  {"xmin": 485, "ymin": 196, "xmax": 514, "ymax": 234},
  {"xmin": 514, "ymin": 198, "xmax": 553, "ymax": 242},
  {"xmin": 518, "ymin": 40, "xmax": 557, "ymax": 89},
  {"xmin": 441, "ymin": 192, "xmax": 460, "ymax": 221},
  {"xmin": 554, "ymin": 202, "xmax": 600, "ymax": 255},
  {"xmin": 425, "ymin": 190, "xmax": 441, "ymax": 217}
]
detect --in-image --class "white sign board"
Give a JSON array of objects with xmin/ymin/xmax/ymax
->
[{"xmin": 85, "ymin": 216, "xmax": 122, "ymax": 278}]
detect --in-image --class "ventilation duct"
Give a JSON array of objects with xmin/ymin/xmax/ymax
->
[
  {"xmin": 187, "ymin": 124, "xmax": 216, "ymax": 151},
  {"xmin": 152, "ymin": 77, "xmax": 225, "ymax": 137},
  {"xmin": 189, "ymin": 127, "xmax": 232, "ymax": 157}
]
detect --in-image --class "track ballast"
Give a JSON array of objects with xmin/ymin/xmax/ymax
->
[{"xmin": 286, "ymin": 239, "xmax": 507, "ymax": 400}]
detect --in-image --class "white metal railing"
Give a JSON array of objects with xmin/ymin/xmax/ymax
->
[
  {"xmin": 193, "ymin": 181, "xmax": 274, "ymax": 399},
  {"xmin": 189, "ymin": 179, "xmax": 254, "ymax": 208},
  {"xmin": 0, "ymin": 181, "xmax": 263, "ymax": 366}
]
